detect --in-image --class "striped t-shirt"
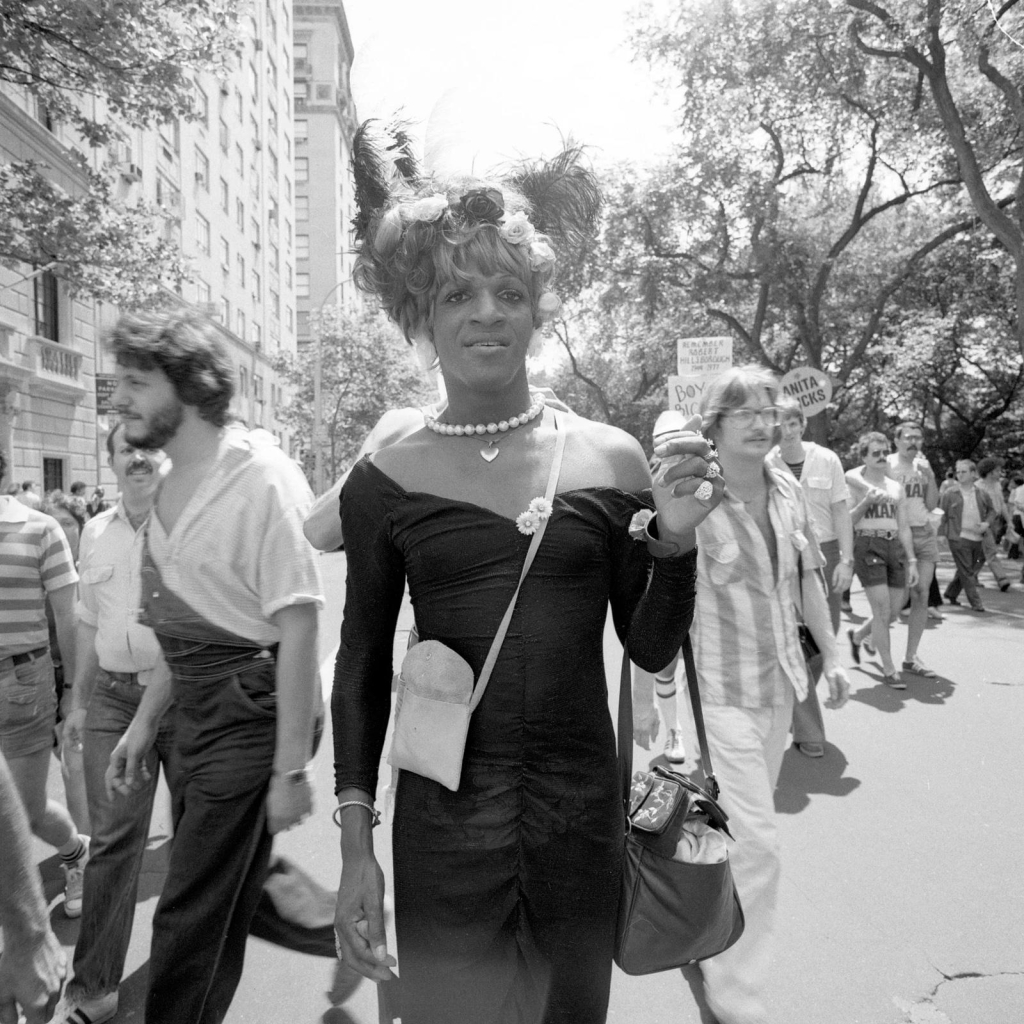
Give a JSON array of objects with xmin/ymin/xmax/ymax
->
[{"xmin": 0, "ymin": 496, "xmax": 78, "ymax": 655}]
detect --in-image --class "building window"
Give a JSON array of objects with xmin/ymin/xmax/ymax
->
[
  {"xmin": 236, "ymin": 309, "xmax": 246, "ymax": 339},
  {"xmin": 43, "ymin": 457, "xmax": 65, "ymax": 494},
  {"xmin": 239, "ymin": 365, "xmax": 248, "ymax": 398},
  {"xmin": 266, "ymin": 5, "xmax": 277, "ymax": 40},
  {"xmin": 296, "ymin": 272, "xmax": 309, "ymax": 298},
  {"xmin": 269, "ymin": 147, "xmax": 279, "ymax": 179},
  {"xmin": 252, "ymin": 323, "xmax": 263, "ymax": 348},
  {"xmin": 159, "ymin": 120, "xmax": 180, "ymax": 156},
  {"xmin": 285, "ymin": 263, "xmax": 293, "ymax": 288},
  {"xmin": 284, "ymin": 134, "xmax": 291, "ymax": 160},
  {"xmin": 237, "ymin": 253, "xmax": 246, "ymax": 286},
  {"xmin": 294, "ymin": 41, "xmax": 308, "ymax": 62},
  {"xmin": 33, "ymin": 269, "xmax": 60, "ymax": 342},
  {"xmin": 220, "ymin": 296, "xmax": 230, "ymax": 323},
  {"xmin": 219, "ymin": 117, "xmax": 230, "ymax": 153},
  {"xmin": 220, "ymin": 237, "xmax": 230, "ymax": 271},
  {"xmin": 249, "ymin": 62, "xmax": 259, "ymax": 101},
  {"xmin": 219, "ymin": 177, "xmax": 229, "ymax": 213},
  {"xmin": 253, "ymin": 269, "xmax": 261, "ymax": 301},
  {"xmin": 269, "ymin": 241, "xmax": 280, "ymax": 269},
  {"xmin": 296, "ymin": 195, "xmax": 309, "ymax": 221},
  {"xmin": 235, "ymin": 88, "xmax": 244, "ymax": 122},
  {"xmin": 285, "ymin": 218, "xmax": 292, "ymax": 248},
  {"xmin": 197, "ymin": 278, "xmax": 212, "ymax": 304},
  {"xmin": 194, "ymin": 84, "xmax": 209, "ymax": 126},
  {"xmin": 194, "ymin": 146, "xmax": 210, "ymax": 191},
  {"xmin": 235, "ymin": 143, "xmax": 245, "ymax": 178},
  {"xmin": 285, "ymin": 305, "xmax": 293, "ymax": 330},
  {"xmin": 296, "ymin": 235, "xmax": 309, "ymax": 260},
  {"xmin": 196, "ymin": 213, "xmax": 211, "ymax": 254},
  {"xmin": 284, "ymin": 177, "xmax": 291, "ymax": 202},
  {"xmin": 295, "ymin": 119, "xmax": 307, "ymax": 142},
  {"xmin": 267, "ymin": 55, "xmax": 277, "ymax": 90},
  {"xmin": 294, "ymin": 81, "xmax": 307, "ymax": 107},
  {"xmin": 236, "ymin": 198, "xmax": 245, "ymax": 230},
  {"xmin": 270, "ymin": 288, "xmax": 280, "ymax": 318},
  {"xmin": 251, "ymin": 218, "xmax": 261, "ymax": 247}
]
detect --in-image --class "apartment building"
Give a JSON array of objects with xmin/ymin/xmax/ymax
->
[
  {"xmin": 293, "ymin": 0, "xmax": 360, "ymax": 341},
  {"xmin": 0, "ymin": 0, "xmax": 300, "ymax": 493}
]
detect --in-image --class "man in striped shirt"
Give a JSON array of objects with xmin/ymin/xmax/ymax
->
[
  {"xmin": 0, "ymin": 448, "xmax": 90, "ymax": 917},
  {"xmin": 686, "ymin": 367, "xmax": 849, "ymax": 1024}
]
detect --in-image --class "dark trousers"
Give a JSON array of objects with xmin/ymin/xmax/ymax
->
[
  {"xmin": 944, "ymin": 538, "xmax": 986, "ymax": 608},
  {"xmin": 145, "ymin": 661, "xmax": 278, "ymax": 1024},
  {"xmin": 70, "ymin": 673, "xmax": 179, "ymax": 1000}
]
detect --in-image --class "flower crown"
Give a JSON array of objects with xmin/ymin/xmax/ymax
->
[{"xmin": 398, "ymin": 188, "xmax": 557, "ymax": 277}]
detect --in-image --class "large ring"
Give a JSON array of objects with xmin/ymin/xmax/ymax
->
[
  {"xmin": 703, "ymin": 445, "xmax": 720, "ymax": 462},
  {"xmin": 695, "ymin": 480, "xmax": 714, "ymax": 502},
  {"xmin": 704, "ymin": 461, "xmax": 721, "ymax": 480}
]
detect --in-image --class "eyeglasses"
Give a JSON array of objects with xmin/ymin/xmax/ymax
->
[
  {"xmin": 867, "ymin": 449, "xmax": 888, "ymax": 458},
  {"xmin": 722, "ymin": 406, "xmax": 781, "ymax": 427}
]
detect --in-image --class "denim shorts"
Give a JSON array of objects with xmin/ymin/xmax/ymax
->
[
  {"xmin": 854, "ymin": 534, "xmax": 907, "ymax": 589},
  {"xmin": 0, "ymin": 651, "xmax": 57, "ymax": 758}
]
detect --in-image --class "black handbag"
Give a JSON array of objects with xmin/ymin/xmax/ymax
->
[
  {"xmin": 795, "ymin": 554, "xmax": 821, "ymax": 662},
  {"xmin": 614, "ymin": 635, "xmax": 745, "ymax": 974}
]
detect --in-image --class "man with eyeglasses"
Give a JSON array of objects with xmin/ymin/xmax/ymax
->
[{"xmin": 845, "ymin": 432, "xmax": 919, "ymax": 687}]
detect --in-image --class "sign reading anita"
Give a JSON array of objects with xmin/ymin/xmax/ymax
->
[
  {"xmin": 667, "ymin": 336, "xmax": 733, "ymax": 417},
  {"xmin": 95, "ymin": 374, "xmax": 118, "ymax": 416},
  {"xmin": 779, "ymin": 367, "xmax": 833, "ymax": 418}
]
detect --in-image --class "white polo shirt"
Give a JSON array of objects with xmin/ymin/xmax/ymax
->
[{"xmin": 767, "ymin": 441, "xmax": 849, "ymax": 543}]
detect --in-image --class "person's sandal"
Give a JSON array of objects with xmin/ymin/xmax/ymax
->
[{"xmin": 883, "ymin": 672, "xmax": 907, "ymax": 690}]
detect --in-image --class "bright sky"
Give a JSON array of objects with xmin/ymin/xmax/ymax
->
[{"xmin": 343, "ymin": 0, "xmax": 677, "ymax": 172}]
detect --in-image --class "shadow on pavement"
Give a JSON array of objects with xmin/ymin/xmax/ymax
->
[
  {"xmin": 850, "ymin": 669, "xmax": 955, "ymax": 710},
  {"xmin": 774, "ymin": 744, "xmax": 860, "ymax": 814}
]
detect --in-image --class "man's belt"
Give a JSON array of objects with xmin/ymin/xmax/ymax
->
[
  {"xmin": 101, "ymin": 669, "xmax": 141, "ymax": 685},
  {"xmin": 858, "ymin": 528, "xmax": 898, "ymax": 540},
  {"xmin": 0, "ymin": 646, "xmax": 49, "ymax": 672}
]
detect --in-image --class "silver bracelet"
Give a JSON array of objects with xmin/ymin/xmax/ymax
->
[{"xmin": 332, "ymin": 800, "xmax": 381, "ymax": 828}]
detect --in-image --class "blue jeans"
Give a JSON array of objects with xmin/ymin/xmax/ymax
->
[{"xmin": 69, "ymin": 671, "xmax": 179, "ymax": 1000}]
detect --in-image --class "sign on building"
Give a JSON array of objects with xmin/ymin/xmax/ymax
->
[{"xmin": 95, "ymin": 374, "xmax": 118, "ymax": 416}]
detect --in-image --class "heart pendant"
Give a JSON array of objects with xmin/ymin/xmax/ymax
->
[{"xmin": 480, "ymin": 446, "xmax": 500, "ymax": 462}]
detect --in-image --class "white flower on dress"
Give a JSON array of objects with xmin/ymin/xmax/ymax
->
[
  {"xmin": 528, "ymin": 239, "xmax": 556, "ymax": 271},
  {"xmin": 401, "ymin": 194, "xmax": 449, "ymax": 223},
  {"xmin": 528, "ymin": 497, "xmax": 553, "ymax": 518},
  {"xmin": 500, "ymin": 211, "xmax": 536, "ymax": 246},
  {"xmin": 537, "ymin": 291, "xmax": 561, "ymax": 318},
  {"xmin": 516, "ymin": 496, "xmax": 554, "ymax": 535},
  {"xmin": 628, "ymin": 509, "xmax": 655, "ymax": 541}
]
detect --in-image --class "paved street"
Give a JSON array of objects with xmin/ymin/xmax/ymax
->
[{"xmin": 35, "ymin": 551, "xmax": 1023, "ymax": 1023}]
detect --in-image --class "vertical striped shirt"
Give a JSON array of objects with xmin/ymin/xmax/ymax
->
[
  {"xmin": 691, "ymin": 468, "xmax": 823, "ymax": 707},
  {"xmin": 0, "ymin": 496, "xmax": 78, "ymax": 655}
]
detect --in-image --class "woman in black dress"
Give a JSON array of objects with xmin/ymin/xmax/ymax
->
[{"xmin": 331, "ymin": 128, "xmax": 725, "ymax": 1024}]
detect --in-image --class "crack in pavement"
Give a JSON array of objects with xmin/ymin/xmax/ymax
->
[{"xmin": 894, "ymin": 968, "xmax": 1024, "ymax": 1023}]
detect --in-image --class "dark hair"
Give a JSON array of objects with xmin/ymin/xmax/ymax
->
[
  {"xmin": 1012, "ymin": 473, "xmax": 1023, "ymax": 486},
  {"xmin": 105, "ymin": 420, "xmax": 124, "ymax": 460},
  {"xmin": 700, "ymin": 365, "xmax": 782, "ymax": 445},
  {"xmin": 0, "ymin": 449, "xmax": 6, "ymax": 487},
  {"xmin": 108, "ymin": 307, "xmax": 234, "ymax": 426},
  {"xmin": 70, "ymin": 480, "xmax": 87, "ymax": 495},
  {"xmin": 857, "ymin": 431, "xmax": 890, "ymax": 460},
  {"xmin": 21, "ymin": 480, "xmax": 33, "ymax": 491},
  {"xmin": 776, "ymin": 395, "xmax": 805, "ymax": 425},
  {"xmin": 976, "ymin": 456, "xmax": 1003, "ymax": 478},
  {"xmin": 354, "ymin": 179, "xmax": 556, "ymax": 343}
]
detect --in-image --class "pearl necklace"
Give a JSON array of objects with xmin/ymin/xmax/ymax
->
[{"xmin": 424, "ymin": 394, "xmax": 546, "ymax": 462}]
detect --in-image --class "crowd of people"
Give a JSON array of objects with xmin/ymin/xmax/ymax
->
[{"xmin": 0, "ymin": 130, "xmax": 1021, "ymax": 1024}]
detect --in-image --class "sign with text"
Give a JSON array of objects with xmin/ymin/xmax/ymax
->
[
  {"xmin": 677, "ymin": 336, "xmax": 732, "ymax": 377},
  {"xmin": 95, "ymin": 374, "xmax": 118, "ymax": 416},
  {"xmin": 779, "ymin": 367, "xmax": 833, "ymax": 418},
  {"xmin": 667, "ymin": 375, "xmax": 714, "ymax": 420}
]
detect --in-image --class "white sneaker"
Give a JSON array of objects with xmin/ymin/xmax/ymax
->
[
  {"xmin": 52, "ymin": 990, "xmax": 118, "ymax": 1024},
  {"xmin": 62, "ymin": 835, "xmax": 90, "ymax": 919},
  {"xmin": 664, "ymin": 728, "xmax": 686, "ymax": 764}
]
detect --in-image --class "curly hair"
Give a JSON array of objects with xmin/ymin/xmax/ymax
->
[
  {"xmin": 42, "ymin": 491, "xmax": 87, "ymax": 533},
  {"xmin": 353, "ymin": 177, "xmax": 557, "ymax": 342},
  {"xmin": 107, "ymin": 307, "xmax": 235, "ymax": 426},
  {"xmin": 857, "ymin": 431, "xmax": 890, "ymax": 461}
]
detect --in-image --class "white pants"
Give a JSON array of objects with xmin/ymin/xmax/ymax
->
[{"xmin": 698, "ymin": 685, "xmax": 795, "ymax": 1024}]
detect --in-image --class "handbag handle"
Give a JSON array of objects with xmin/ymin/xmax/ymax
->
[
  {"xmin": 469, "ymin": 414, "xmax": 566, "ymax": 713},
  {"xmin": 618, "ymin": 633, "xmax": 722, "ymax": 803}
]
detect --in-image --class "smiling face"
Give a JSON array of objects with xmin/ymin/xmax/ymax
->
[
  {"xmin": 111, "ymin": 362, "xmax": 185, "ymax": 451},
  {"xmin": 107, "ymin": 422, "xmax": 167, "ymax": 501},
  {"xmin": 863, "ymin": 443, "xmax": 890, "ymax": 469},
  {"xmin": 429, "ymin": 263, "xmax": 535, "ymax": 394}
]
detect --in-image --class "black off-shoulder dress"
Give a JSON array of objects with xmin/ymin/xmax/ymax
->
[{"xmin": 332, "ymin": 459, "xmax": 696, "ymax": 1024}]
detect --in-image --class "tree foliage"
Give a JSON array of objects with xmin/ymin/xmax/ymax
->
[
  {"xmin": 271, "ymin": 307, "xmax": 435, "ymax": 486},
  {"xmin": 0, "ymin": 0, "xmax": 243, "ymax": 305}
]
